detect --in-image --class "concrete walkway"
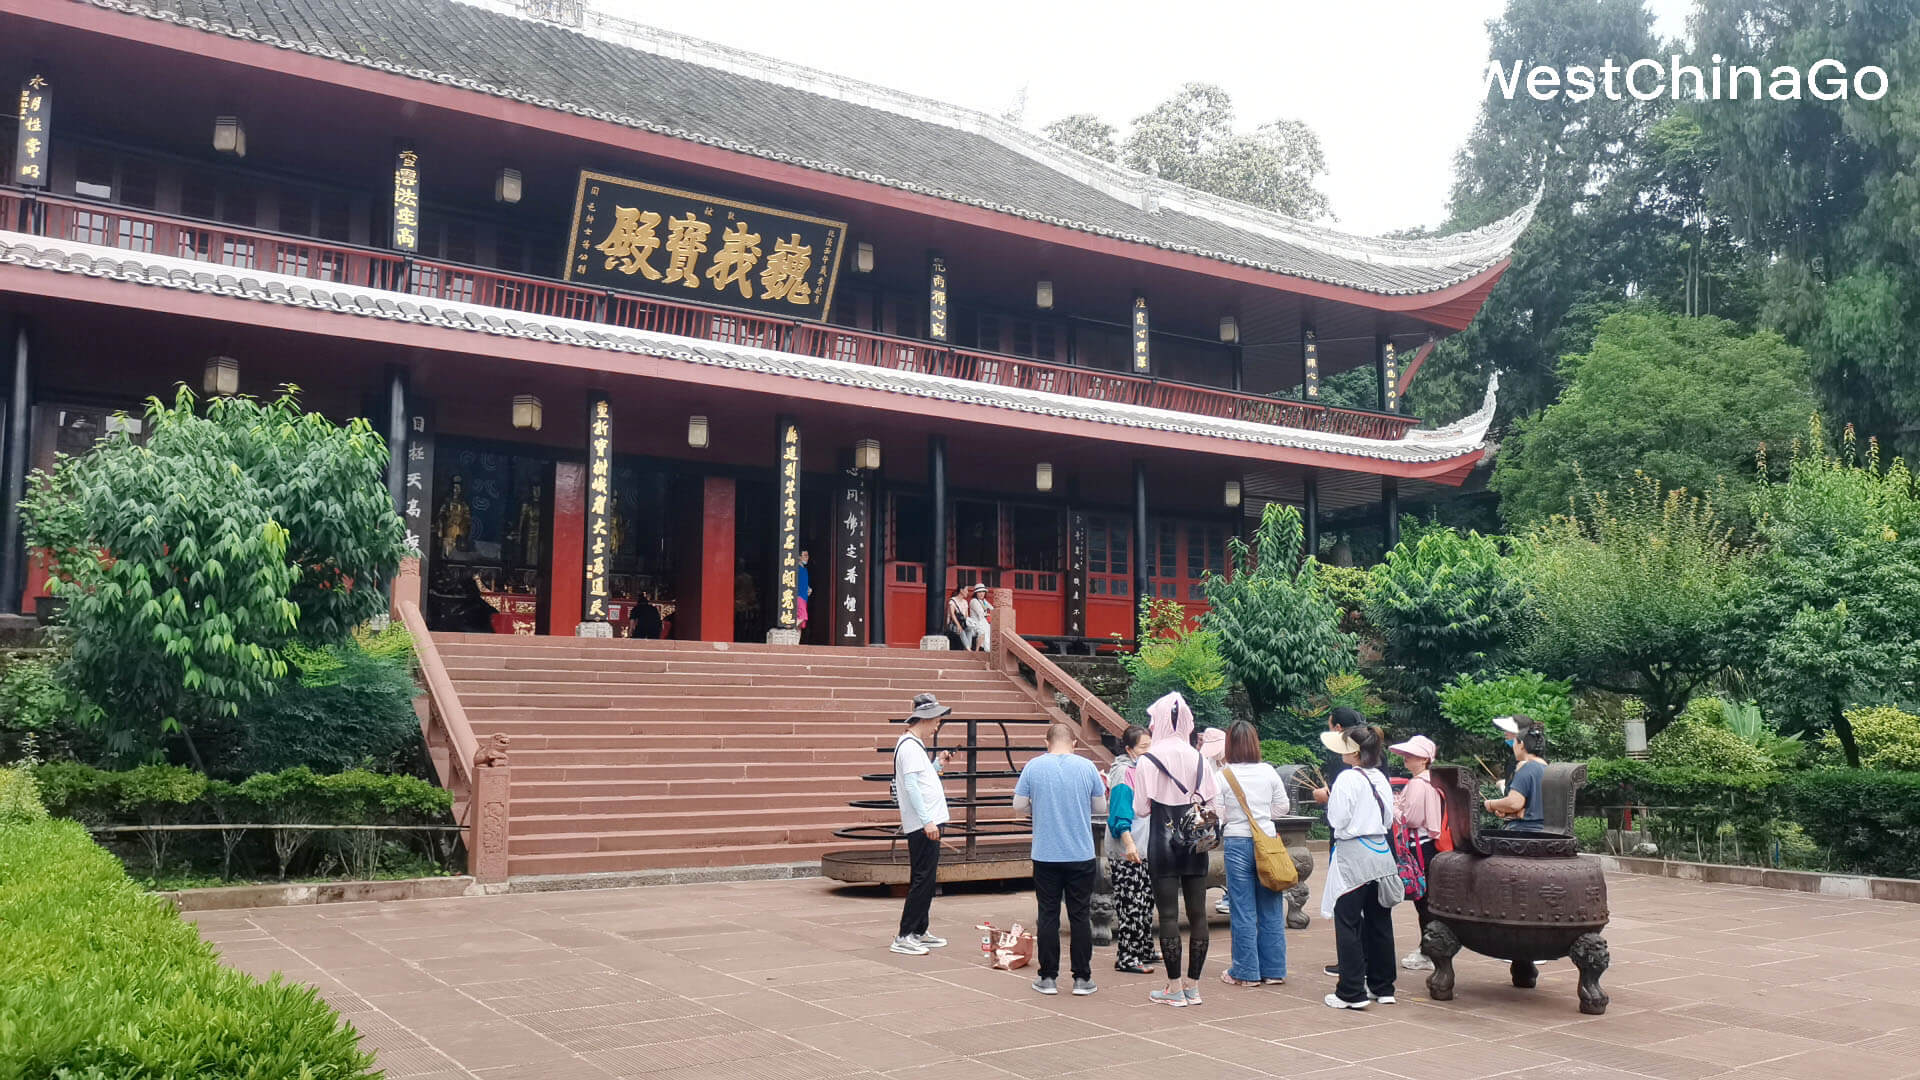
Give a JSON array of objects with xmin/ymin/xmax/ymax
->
[{"xmin": 194, "ymin": 871, "xmax": 1920, "ymax": 1080}]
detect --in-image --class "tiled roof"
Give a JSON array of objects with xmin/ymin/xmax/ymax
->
[
  {"xmin": 0, "ymin": 230, "xmax": 1496, "ymax": 467},
  {"xmin": 70, "ymin": 0, "xmax": 1534, "ymax": 298}
]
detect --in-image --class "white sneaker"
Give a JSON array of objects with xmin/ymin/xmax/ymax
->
[
  {"xmin": 1214, "ymin": 897, "xmax": 1231, "ymax": 915},
  {"xmin": 912, "ymin": 932, "xmax": 948, "ymax": 949},
  {"xmin": 1369, "ymin": 991, "xmax": 1398, "ymax": 1005},
  {"xmin": 1400, "ymin": 949, "xmax": 1433, "ymax": 971},
  {"xmin": 889, "ymin": 936, "xmax": 929, "ymax": 955},
  {"xmin": 1324, "ymin": 993, "xmax": 1368, "ymax": 1010}
]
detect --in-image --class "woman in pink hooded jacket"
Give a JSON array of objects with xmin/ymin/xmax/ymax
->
[{"xmin": 1133, "ymin": 692, "xmax": 1225, "ymax": 1007}]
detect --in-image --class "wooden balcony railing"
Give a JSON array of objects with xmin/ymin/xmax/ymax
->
[{"xmin": 2, "ymin": 188, "xmax": 1420, "ymax": 441}]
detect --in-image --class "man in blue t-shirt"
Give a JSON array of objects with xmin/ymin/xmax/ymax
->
[
  {"xmin": 1486, "ymin": 715, "xmax": 1549, "ymax": 832},
  {"xmin": 1014, "ymin": 723, "xmax": 1108, "ymax": 997}
]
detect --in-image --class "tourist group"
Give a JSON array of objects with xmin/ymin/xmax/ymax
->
[{"xmin": 890, "ymin": 691, "xmax": 1549, "ymax": 1010}]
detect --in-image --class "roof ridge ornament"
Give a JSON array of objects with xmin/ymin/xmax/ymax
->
[{"xmin": 519, "ymin": 0, "xmax": 583, "ymax": 26}]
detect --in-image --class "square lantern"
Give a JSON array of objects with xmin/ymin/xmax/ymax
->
[
  {"xmin": 1035, "ymin": 462, "xmax": 1054, "ymax": 492},
  {"xmin": 494, "ymin": 168, "xmax": 523, "ymax": 205},
  {"xmin": 855, "ymin": 242, "xmax": 875, "ymax": 274},
  {"xmin": 1036, "ymin": 279, "xmax": 1054, "ymax": 310},
  {"xmin": 1219, "ymin": 315, "xmax": 1239, "ymax": 344},
  {"xmin": 213, "ymin": 116, "xmax": 246, "ymax": 158},
  {"xmin": 688, "ymin": 415, "xmax": 710, "ymax": 449},
  {"xmin": 511, "ymin": 394, "xmax": 543, "ymax": 431},
  {"xmin": 854, "ymin": 438, "xmax": 881, "ymax": 471},
  {"xmin": 203, "ymin": 356, "xmax": 240, "ymax": 396},
  {"xmin": 1224, "ymin": 479, "xmax": 1242, "ymax": 508}
]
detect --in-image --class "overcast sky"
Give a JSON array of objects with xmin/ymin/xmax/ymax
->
[{"xmin": 601, "ymin": 0, "xmax": 1691, "ymax": 235}]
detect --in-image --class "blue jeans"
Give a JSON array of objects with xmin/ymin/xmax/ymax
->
[{"xmin": 1223, "ymin": 836, "xmax": 1287, "ymax": 981}]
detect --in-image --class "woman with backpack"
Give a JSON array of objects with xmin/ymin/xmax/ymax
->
[
  {"xmin": 1218, "ymin": 720, "xmax": 1290, "ymax": 987},
  {"xmin": 1390, "ymin": 734, "xmax": 1445, "ymax": 971},
  {"xmin": 1133, "ymin": 692, "xmax": 1223, "ymax": 1007},
  {"xmin": 1320, "ymin": 724, "xmax": 1402, "ymax": 1010}
]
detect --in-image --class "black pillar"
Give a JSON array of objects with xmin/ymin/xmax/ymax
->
[
  {"xmin": 1302, "ymin": 470, "xmax": 1320, "ymax": 560},
  {"xmin": 0, "ymin": 320, "xmax": 30, "ymax": 614},
  {"xmin": 1132, "ymin": 461, "xmax": 1148, "ymax": 642},
  {"xmin": 1231, "ymin": 345, "xmax": 1245, "ymax": 393},
  {"xmin": 869, "ymin": 471, "xmax": 887, "ymax": 645},
  {"xmin": 925, "ymin": 435, "xmax": 947, "ymax": 638},
  {"xmin": 1382, "ymin": 476, "xmax": 1400, "ymax": 552},
  {"xmin": 385, "ymin": 366, "xmax": 408, "ymax": 523}
]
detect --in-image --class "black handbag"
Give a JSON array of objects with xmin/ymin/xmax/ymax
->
[{"xmin": 1144, "ymin": 753, "xmax": 1223, "ymax": 854}]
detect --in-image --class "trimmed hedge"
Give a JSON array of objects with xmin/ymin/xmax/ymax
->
[
  {"xmin": 29, "ymin": 762, "xmax": 454, "ymax": 881},
  {"xmin": 0, "ymin": 815, "xmax": 377, "ymax": 1078},
  {"xmin": 1580, "ymin": 758, "xmax": 1920, "ymax": 879}
]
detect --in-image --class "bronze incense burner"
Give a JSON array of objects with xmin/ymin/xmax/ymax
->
[{"xmin": 1420, "ymin": 763, "xmax": 1611, "ymax": 1014}]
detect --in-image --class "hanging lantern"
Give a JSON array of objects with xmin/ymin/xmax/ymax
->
[
  {"xmin": 1223, "ymin": 479, "xmax": 1242, "ymax": 508},
  {"xmin": 1035, "ymin": 462, "xmax": 1054, "ymax": 492},
  {"xmin": 494, "ymin": 168, "xmax": 523, "ymax": 205},
  {"xmin": 687, "ymin": 415, "xmax": 710, "ymax": 449},
  {"xmin": 202, "ymin": 356, "xmax": 240, "ymax": 396},
  {"xmin": 212, "ymin": 116, "xmax": 246, "ymax": 158},
  {"xmin": 854, "ymin": 438, "xmax": 881, "ymax": 471},
  {"xmin": 1035, "ymin": 279, "xmax": 1054, "ymax": 310},
  {"xmin": 1219, "ymin": 315, "xmax": 1239, "ymax": 344},
  {"xmin": 511, "ymin": 394, "xmax": 543, "ymax": 431},
  {"xmin": 855, "ymin": 242, "xmax": 875, "ymax": 274}
]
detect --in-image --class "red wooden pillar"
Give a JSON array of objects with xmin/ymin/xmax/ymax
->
[
  {"xmin": 546, "ymin": 462, "xmax": 585, "ymax": 635},
  {"xmin": 695, "ymin": 476, "xmax": 736, "ymax": 641}
]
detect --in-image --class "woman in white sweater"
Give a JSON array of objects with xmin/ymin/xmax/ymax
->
[
  {"xmin": 1320, "ymin": 724, "xmax": 1402, "ymax": 1010},
  {"xmin": 1217, "ymin": 721, "xmax": 1290, "ymax": 986}
]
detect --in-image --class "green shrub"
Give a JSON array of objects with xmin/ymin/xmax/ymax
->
[
  {"xmin": 1312, "ymin": 564, "xmax": 1374, "ymax": 633},
  {"xmin": 1266, "ymin": 671, "xmax": 1383, "ymax": 743},
  {"xmin": 1260, "ymin": 740, "xmax": 1318, "ymax": 768},
  {"xmin": 1203, "ymin": 504, "xmax": 1355, "ymax": 715},
  {"xmin": 219, "ymin": 632, "xmax": 423, "ymax": 777},
  {"xmin": 26, "ymin": 760, "xmax": 116, "ymax": 822},
  {"xmin": 0, "ymin": 650, "xmax": 93, "ymax": 759},
  {"xmin": 1573, "ymin": 815, "xmax": 1606, "ymax": 853},
  {"xmin": 1438, "ymin": 671, "xmax": 1573, "ymax": 740},
  {"xmin": 0, "ymin": 817, "xmax": 376, "ymax": 1077},
  {"xmin": 1785, "ymin": 769, "xmax": 1920, "ymax": 878},
  {"xmin": 1647, "ymin": 715, "xmax": 1773, "ymax": 772},
  {"xmin": 1122, "ymin": 626, "xmax": 1231, "ymax": 731},
  {"xmin": 28, "ymin": 763, "xmax": 453, "ymax": 882},
  {"xmin": 0, "ymin": 767, "xmax": 49, "ymax": 824},
  {"xmin": 1827, "ymin": 705, "xmax": 1920, "ymax": 771}
]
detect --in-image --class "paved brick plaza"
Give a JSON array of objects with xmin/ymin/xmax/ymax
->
[{"xmin": 195, "ymin": 871, "xmax": 1920, "ymax": 1080}]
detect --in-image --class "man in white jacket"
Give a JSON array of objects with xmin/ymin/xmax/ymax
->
[{"xmin": 892, "ymin": 693, "xmax": 953, "ymax": 955}]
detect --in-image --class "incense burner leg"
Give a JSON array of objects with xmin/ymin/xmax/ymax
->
[
  {"xmin": 1571, "ymin": 932, "xmax": 1611, "ymax": 1015},
  {"xmin": 1511, "ymin": 957, "xmax": 1539, "ymax": 989},
  {"xmin": 1422, "ymin": 919, "xmax": 1460, "ymax": 1002},
  {"xmin": 1090, "ymin": 857, "xmax": 1115, "ymax": 947},
  {"xmin": 1284, "ymin": 846, "xmax": 1314, "ymax": 929}
]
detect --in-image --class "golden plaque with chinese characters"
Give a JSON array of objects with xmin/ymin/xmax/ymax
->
[{"xmin": 565, "ymin": 172, "xmax": 846, "ymax": 322}]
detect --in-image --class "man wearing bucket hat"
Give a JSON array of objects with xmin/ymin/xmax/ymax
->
[
  {"xmin": 892, "ymin": 693, "xmax": 954, "ymax": 956},
  {"xmin": 1486, "ymin": 715, "xmax": 1548, "ymax": 833},
  {"xmin": 1389, "ymin": 734, "xmax": 1444, "ymax": 971}
]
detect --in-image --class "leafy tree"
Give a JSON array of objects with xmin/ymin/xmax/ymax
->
[
  {"xmin": 1437, "ymin": 670, "xmax": 1575, "ymax": 754},
  {"xmin": 19, "ymin": 388, "xmax": 411, "ymax": 765},
  {"xmin": 1491, "ymin": 310, "xmax": 1814, "ymax": 529},
  {"xmin": 1121, "ymin": 627, "xmax": 1230, "ymax": 732},
  {"xmin": 1409, "ymin": 0, "xmax": 1758, "ymax": 427},
  {"xmin": 1733, "ymin": 424, "xmax": 1920, "ymax": 766},
  {"xmin": 1691, "ymin": 0, "xmax": 1920, "ymax": 460},
  {"xmin": 1364, "ymin": 528, "xmax": 1531, "ymax": 727},
  {"xmin": 1203, "ymin": 504, "xmax": 1354, "ymax": 716},
  {"xmin": 1513, "ymin": 474, "xmax": 1748, "ymax": 730},
  {"xmin": 1040, "ymin": 113, "xmax": 1118, "ymax": 162},
  {"xmin": 1040, "ymin": 83, "xmax": 1332, "ymax": 219}
]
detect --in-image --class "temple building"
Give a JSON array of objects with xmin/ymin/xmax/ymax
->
[{"xmin": 0, "ymin": 0, "xmax": 1525, "ymax": 648}]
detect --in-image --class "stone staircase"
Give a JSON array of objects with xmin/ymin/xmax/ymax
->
[{"xmin": 431, "ymin": 634, "xmax": 1068, "ymax": 878}]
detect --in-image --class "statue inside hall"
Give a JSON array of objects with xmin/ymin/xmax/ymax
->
[
  {"xmin": 508, "ymin": 483, "xmax": 543, "ymax": 568},
  {"xmin": 433, "ymin": 476, "xmax": 473, "ymax": 560}
]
